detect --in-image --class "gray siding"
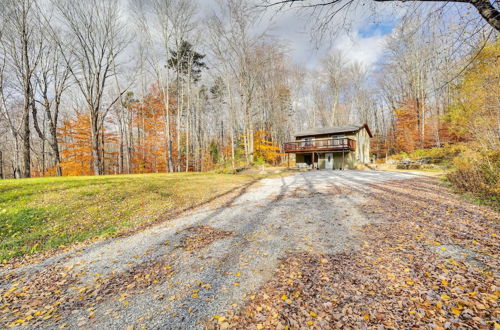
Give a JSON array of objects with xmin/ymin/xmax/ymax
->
[{"xmin": 292, "ymin": 126, "xmax": 371, "ymax": 169}]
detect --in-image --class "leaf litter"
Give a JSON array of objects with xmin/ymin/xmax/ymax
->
[
  {"xmin": 210, "ymin": 178, "xmax": 499, "ymax": 329},
  {"xmin": 180, "ymin": 226, "xmax": 232, "ymax": 251},
  {"xmin": 0, "ymin": 256, "xmax": 175, "ymax": 328}
]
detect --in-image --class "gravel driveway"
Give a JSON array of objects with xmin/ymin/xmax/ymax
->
[{"xmin": 3, "ymin": 170, "xmax": 421, "ymax": 329}]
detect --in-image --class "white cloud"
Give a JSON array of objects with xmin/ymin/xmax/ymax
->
[
  {"xmin": 259, "ymin": 1, "xmax": 398, "ymax": 71},
  {"xmin": 332, "ymin": 31, "xmax": 389, "ymax": 70}
]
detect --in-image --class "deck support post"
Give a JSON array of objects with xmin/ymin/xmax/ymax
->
[
  {"xmin": 287, "ymin": 154, "xmax": 290, "ymax": 168},
  {"xmin": 342, "ymin": 138, "xmax": 345, "ymax": 170},
  {"xmin": 312, "ymin": 152, "xmax": 315, "ymax": 170}
]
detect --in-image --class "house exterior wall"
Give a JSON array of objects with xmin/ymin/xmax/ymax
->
[
  {"xmin": 331, "ymin": 152, "xmax": 355, "ymax": 169},
  {"xmin": 354, "ymin": 128, "xmax": 370, "ymax": 164},
  {"xmin": 318, "ymin": 154, "xmax": 325, "ymax": 169},
  {"xmin": 292, "ymin": 127, "xmax": 371, "ymax": 169}
]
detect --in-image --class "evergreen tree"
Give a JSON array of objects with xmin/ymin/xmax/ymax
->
[{"xmin": 168, "ymin": 40, "xmax": 207, "ymax": 82}]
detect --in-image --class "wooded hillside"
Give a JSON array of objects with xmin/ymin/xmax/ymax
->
[{"xmin": 0, "ymin": 0, "xmax": 497, "ymax": 178}]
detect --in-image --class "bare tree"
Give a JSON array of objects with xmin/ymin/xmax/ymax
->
[
  {"xmin": 321, "ymin": 51, "xmax": 348, "ymax": 126},
  {"xmin": 208, "ymin": 0, "xmax": 269, "ymax": 164},
  {"xmin": 54, "ymin": 0, "xmax": 129, "ymax": 175},
  {"xmin": 146, "ymin": 0, "xmax": 176, "ymax": 172},
  {"xmin": 0, "ymin": 49, "xmax": 23, "ymax": 179},
  {"xmin": 206, "ymin": 6, "xmax": 240, "ymax": 171},
  {"xmin": 167, "ymin": 1, "xmax": 197, "ymax": 172},
  {"xmin": 0, "ymin": 0, "xmax": 45, "ymax": 178},
  {"xmin": 31, "ymin": 24, "xmax": 71, "ymax": 176},
  {"xmin": 132, "ymin": 0, "xmax": 197, "ymax": 172}
]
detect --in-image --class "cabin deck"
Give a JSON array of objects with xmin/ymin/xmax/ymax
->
[{"xmin": 284, "ymin": 137, "xmax": 356, "ymax": 153}]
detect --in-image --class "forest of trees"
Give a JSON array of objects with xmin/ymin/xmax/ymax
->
[{"xmin": 0, "ymin": 0, "xmax": 497, "ymax": 178}]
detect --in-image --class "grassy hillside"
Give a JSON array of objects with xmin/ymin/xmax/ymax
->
[{"xmin": 0, "ymin": 172, "xmax": 257, "ymax": 261}]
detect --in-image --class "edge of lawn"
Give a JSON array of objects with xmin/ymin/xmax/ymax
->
[{"xmin": 0, "ymin": 170, "xmax": 290, "ymax": 268}]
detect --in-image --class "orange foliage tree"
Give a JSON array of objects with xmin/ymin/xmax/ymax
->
[
  {"xmin": 58, "ymin": 114, "xmax": 118, "ymax": 176},
  {"xmin": 130, "ymin": 93, "xmax": 169, "ymax": 173},
  {"xmin": 392, "ymin": 102, "xmax": 420, "ymax": 153},
  {"xmin": 388, "ymin": 99, "xmax": 445, "ymax": 154}
]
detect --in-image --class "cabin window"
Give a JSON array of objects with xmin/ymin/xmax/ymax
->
[
  {"xmin": 332, "ymin": 135, "xmax": 345, "ymax": 146},
  {"xmin": 302, "ymin": 137, "xmax": 313, "ymax": 147}
]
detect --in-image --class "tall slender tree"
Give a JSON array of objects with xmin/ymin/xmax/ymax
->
[
  {"xmin": 54, "ymin": 0, "xmax": 129, "ymax": 175},
  {"xmin": 0, "ymin": 0, "xmax": 45, "ymax": 178}
]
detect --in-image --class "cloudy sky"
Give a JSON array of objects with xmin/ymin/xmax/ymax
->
[
  {"xmin": 253, "ymin": 1, "xmax": 400, "ymax": 71},
  {"xmin": 195, "ymin": 0, "xmax": 402, "ymax": 72},
  {"xmin": 271, "ymin": 21, "xmax": 396, "ymax": 70},
  {"xmin": 120, "ymin": 0, "xmax": 413, "ymax": 76}
]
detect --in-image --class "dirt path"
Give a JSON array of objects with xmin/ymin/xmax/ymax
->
[{"xmin": 2, "ymin": 171, "xmax": 497, "ymax": 329}]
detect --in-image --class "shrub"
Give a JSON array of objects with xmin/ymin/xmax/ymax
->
[
  {"xmin": 447, "ymin": 149, "xmax": 500, "ymax": 205},
  {"xmin": 389, "ymin": 152, "xmax": 409, "ymax": 161},
  {"xmin": 390, "ymin": 144, "xmax": 468, "ymax": 166},
  {"xmin": 390, "ymin": 144, "xmax": 499, "ymax": 206}
]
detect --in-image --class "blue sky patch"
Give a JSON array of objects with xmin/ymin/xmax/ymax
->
[{"xmin": 359, "ymin": 21, "xmax": 397, "ymax": 38}]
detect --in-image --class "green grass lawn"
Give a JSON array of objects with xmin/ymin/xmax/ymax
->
[{"xmin": 0, "ymin": 172, "xmax": 257, "ymax": 262}]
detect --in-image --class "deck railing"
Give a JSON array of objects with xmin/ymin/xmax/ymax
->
[{"xmin": 284, "ymin": 137, "xmax": 356, "ymax": 153}]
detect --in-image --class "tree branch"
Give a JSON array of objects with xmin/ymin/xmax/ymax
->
[
  {"xmin": 264, "ymin": 0, "xmax": 500, "ymax": 31},
  {"xmin": 374, "ymin": 1, "xmax": 499, "ymax": 30}
]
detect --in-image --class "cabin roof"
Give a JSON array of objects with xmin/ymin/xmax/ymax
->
[{"xmin": 295, "ymin": 124, "xmax": 373, "ymax": 138}]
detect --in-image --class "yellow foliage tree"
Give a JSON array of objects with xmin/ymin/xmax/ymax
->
[
  {"xmin": 253, "ymin": 130, "xmax": 284, "ymax": 164},
  {"xmin": 445, "ymin": 41, "xmax": 499, "ymax": 202},
  {"xmin": 446, "ymin": 41, "xmax": 500, "ymax": 150}
]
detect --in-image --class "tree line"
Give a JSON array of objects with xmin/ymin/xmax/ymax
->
[{"xmin": 0, "ymin": 0, "xmax": 497, "ymax": 178}]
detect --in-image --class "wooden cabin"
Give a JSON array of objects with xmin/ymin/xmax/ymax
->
[{"xmin": 284, "ymin": 124, "xmax": 373, "ymax": 170}]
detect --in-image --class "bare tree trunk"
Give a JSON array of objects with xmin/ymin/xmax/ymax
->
[
  {"xmin": 119, "ymin": 132, "xmax": 124, "ymax": 174},
  {"xmin": 161, "ymin": 82, "xmax": 174, "ymax": 173},
  {"xmin": 53, "ymin": 138, "xmax": 62, "ymax": 176},
  {"xmin": 100, "ymin": 124, "xmax": 105, "ymax": 174},
  {"xmin": 166, "ymin": 96, "xmax": 174, "ymax": 173},
  {"xmin": 196, "ymin": 89, "xmax": 203, "ymax": 172},
  {"xmin": 0, "ymin": 151, "xmax": 4, "ymax": 179},
  {"xmin": 149, "ymin": 0, "xmax": 177, "ymax": 173},
  {"xmin": 127, "ymin": 107, "xmax": 133, "ymax": 174},
  {"xmin": 185, "ymin": 109, "xmax": 190, "ymax": 172},
  {"xmin": 227, "ymin": 77, "xmax": 236, "ymax": 172},
  {"xmin": 176, "ymin": 75, "xmax": 183, "ymax": 172},
  {"xmin": 185, "ymin": 60, "xmax": 192, "ymax": 172},
  {"xmin": 231, "ymin": 128, "xmax": 235, "ymax": 172},
  {"xmin": 13, "ymin": 136, "xmax": 21, "ymax": 178},
  {"xmin": 21, "ymin": 100, "xmax": 31, "ymax": 178},
  {"xmin": 91, "ymin": 114, "xmax": 102, "ymax": 175},
  {"xmin": 20, "ymin": 1, "xmax": 33, "ymax": 178},
  {"xmin": 41, "ymin": 116, "xmax": 46, "ymax": 176}
]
